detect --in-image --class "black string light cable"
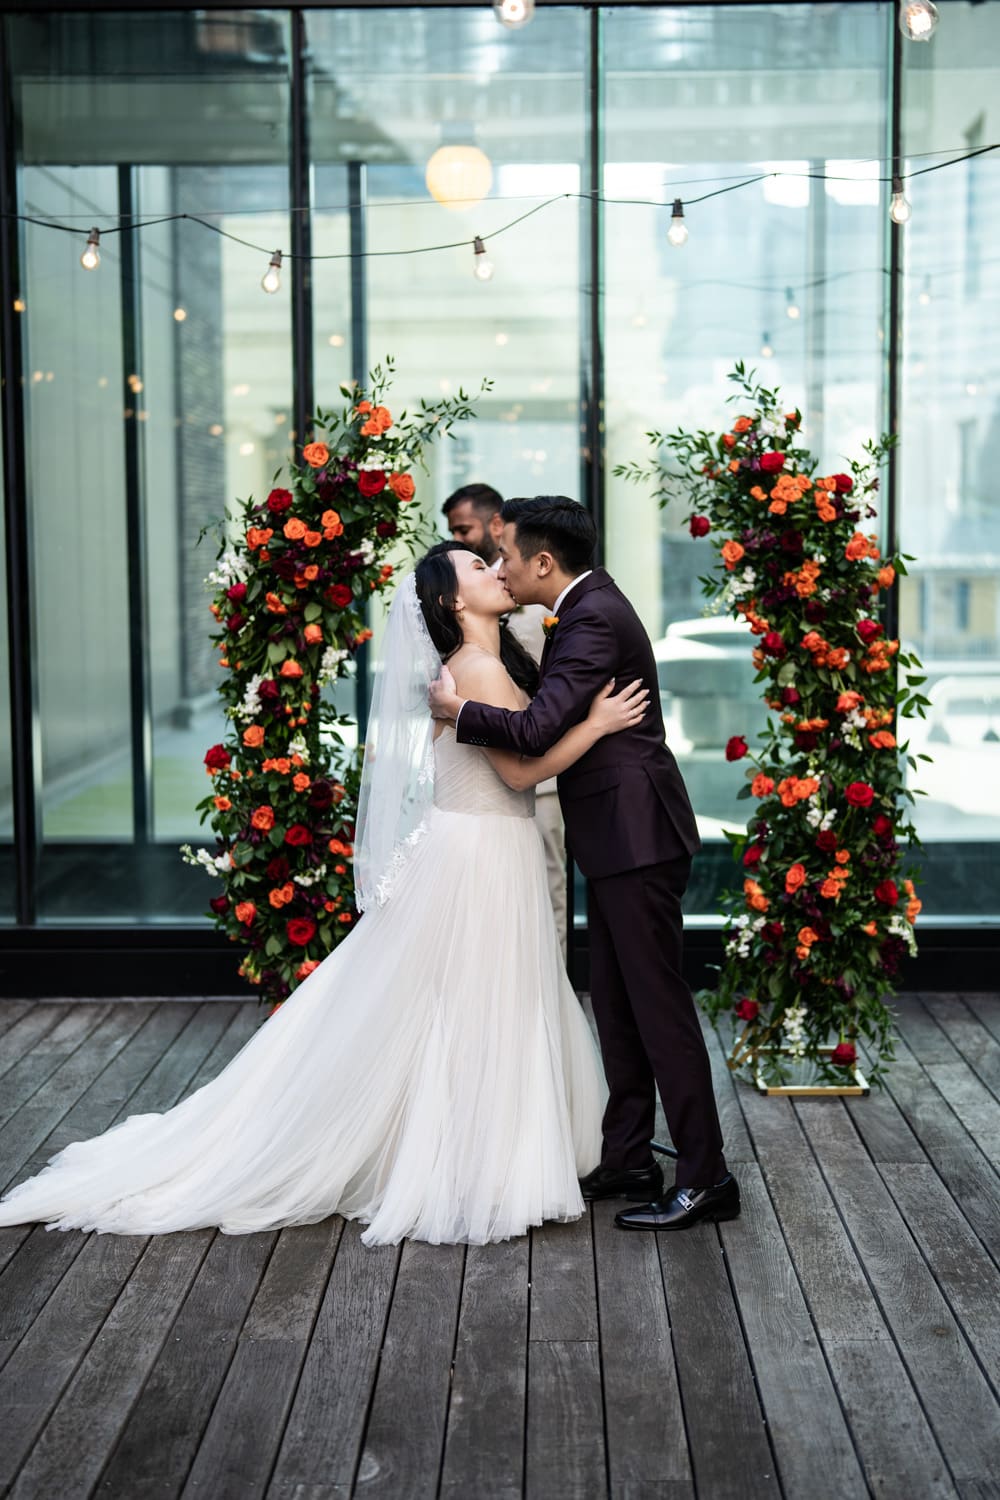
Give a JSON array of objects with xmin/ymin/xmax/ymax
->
[{"xmin": 2, "ymin": 143, "xmax": 996, "ymax": 286}]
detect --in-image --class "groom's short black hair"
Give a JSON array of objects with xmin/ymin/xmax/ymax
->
[{"xmin": 501, "ymin": 496, "xmax": 597, "ymax": 576}]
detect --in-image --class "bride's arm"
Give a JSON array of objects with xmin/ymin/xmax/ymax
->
[{"xmin": 450, "ymin": 656, "xmax": 648, "ymax": 792}]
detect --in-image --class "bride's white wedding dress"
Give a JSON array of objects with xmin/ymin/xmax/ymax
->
[{"xmin": 0, "ymin": 727, "xmax": 604, "ymax": 1246}]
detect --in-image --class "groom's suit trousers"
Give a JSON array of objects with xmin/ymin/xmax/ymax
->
[{"xmin": 587, "ymin": 856, "xmax": 725, "ymax": 1189}]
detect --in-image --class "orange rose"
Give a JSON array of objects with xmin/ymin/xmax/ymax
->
[
  {"xmin": 303, "ymin": 565, "xmax": 319, "ymax": 582},
  {"xmin": 360, "ymin": 418, "xmax": 380, "ymax": 437},
  {"xmin": 247, "ymin": 526, "xmax": 274, "ymax": 549},
  {"xmin": 820, "ymin": 879, "xmax": 842, "ymax": 900},
  {"xmin": 877, "ymin": 565, "xmax": 896, "ymax": 589},
  {"xmin": 328, "ymin": 837, "xmax": 353, "ymax": 856},
  {"xmin": 280, "ymin": 659, "xmax": 303, "ymax": 679},
  {"xmin": 836, "ymin": 691, "xmax": 863, "ymax": 713},
  {"xmin": 750, "ymin": 485, "xmax": 767, "ymax": 502},
  {"xmin": 825, "ymin": 648, "xmax": 851, "ymax": 670},
  {"xmin": 303, "ymin": 623, "xmax": 323, "ymax": 645},
  {"xmin": 721, "ymin": 540, "xmax": 745, "ymax": 571},
  {"xmin": 797, "ymin": 926, "xmax": 819, "ymax": 947},
  {"xmin": 251, "ymin": 806, "xmax": 275, "ymax": 831},
  {"xmin": 243, "ymin": 724, "xmax": 265, "ymax": 748},
  {"xmin": 751, "ymin": 773, "xmax": 775, "ymax": 798},
  {"xmin": 906, "ymin": 897, "xmax": 922, "ymax": 923},
  {"xmin": 283, "ymin": 517, "xmax": 307, "ymax": 541},
  {"xmin": 304, "ymin": 530, "xmax": 322, "ymax": 548},
  {"xmin": 869, "ymin": 730, "xmax": 897, "ymax": 750},
  {"xmin": 845, "ymin": 531, "xmax": 871, "ymax": 561},
  {"xmin": 293, "ymin": 772, "xmax": 311, "ymax": 792},
  {"xmin": 354, "ymin": 400, "xmax": 372, "ymax": 415},
  {"xmin": 733, "ymin": 416, "xmax": 753, "ymax": 433},
  {"xmin": 296, "ymin": 959, "xmax": 321, "ymax": 981},
  {"xmin": 234, "ymin": 900, "xmax": 256, "ymax": 925},
  {"xmin": 722, "ymin": 433, "xmax": 737, "ymax": 450},
  {"xmin": 321, "ymin": 509, "xmax": 341, "ymax": 530},
  {"xmin": 372, "ymin": 404, "xmax": 392, "ymax": 431},
  {"xmin": 213, "ymin": 795, "xmax": 231, "ymax": 811},
  {"xmin": 302, "ymin": 442, "xmax": 329, "ymax": 468},
  {"xmin": 265, "ymin": 591, "xmax": 288, "ymax": 615},
  {"xmin": 863, "ymin": 921, "xmax": 878, "ymax": 937},
  {"xmin": 743, "ymin": 878, "xmax": 769, "ymax": 913},
  {"xmin": 728, "ymin": 460, "xmax": 741, "ymax": 474},
  {"xmin": 785, "ymin": 863, "xmax": 807, "ymax": 894},
  {"xmin": 338, "ymin": 912, "xmax": 353, "ymax": 924},
  {"xmin": 385, "ymin": 472, "xmax": 415, "ymax": 504}
]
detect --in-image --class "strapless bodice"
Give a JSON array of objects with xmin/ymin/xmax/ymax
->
[{"xmin": 433, "ymin": 726, "xmax": 534, "ymax": 819}]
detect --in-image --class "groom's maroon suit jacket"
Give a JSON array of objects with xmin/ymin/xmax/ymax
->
[{"xmin": 456, "ymin": 568, "xmax": 700, "ymax": 879}]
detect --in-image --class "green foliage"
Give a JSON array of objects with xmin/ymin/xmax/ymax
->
[
  {"xmin": 181, "ymin": 360, "xmax": 487, "ymax": 1006},
  {"xmin": 615, "ymin": 364, "xmax": 925, "ymax": 1085}
]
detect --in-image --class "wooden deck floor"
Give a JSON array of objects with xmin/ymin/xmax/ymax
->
[{"xmin": 0, "ymin": 993, "xmax": 998, "ymax": 1499}]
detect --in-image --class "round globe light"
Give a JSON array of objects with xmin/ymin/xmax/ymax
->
[{"xmin": 425, "ymin": 145, "xmax": 493, "ymax": 213}]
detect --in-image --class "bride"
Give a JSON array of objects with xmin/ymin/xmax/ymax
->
[{"xmin": 0, "ymin": 541, "xmax": 648, "ymax": 1246}]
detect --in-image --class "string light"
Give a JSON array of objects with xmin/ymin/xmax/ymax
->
[
  {"xmin": 80, "ymin": 228, "xmax": 100, "ymax": 271},
  {"xmin": 760, "ymin": 331, "xmax": 774, "ymax": 358},
  {"xmin": 494, "ymin": 0, "xmax": 534, "ymax": 28},
  {"xmin": 261, "ymin": 250, "xmax": 282, "ymax": 294},
  {"xmin": 889, "ymin": 176, "xmax": 912, "ymax": 225},
  {"xmin": 473, "ymin": 236, "xmax": 495, "ymax": 282},
  {"xmin": 425, "ymin": 143, "xmax": 493, "ymax": 212},
  {"xmin": 666, "ymin": 198, "xmax": 688, "ymax": 248},
  {"xmin": 785, "ymin": 287, "xmax": 800, "ymax": 320},
  {"xmin": 918, "ymin": 277, "xmax": 932, "ymax": 306},
  {"xmin": 899, "ymin": 0, "xmax": 939, "ymax": 41}
]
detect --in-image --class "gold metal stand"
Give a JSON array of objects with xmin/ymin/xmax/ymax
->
[{"xmin": 728, "ymin": 1042, "xmax": 870, "ymax": 1097}]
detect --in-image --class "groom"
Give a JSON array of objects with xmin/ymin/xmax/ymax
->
[{"xmin": 429, "ymin": 496, "xmax": 739, "ymax": 1231}]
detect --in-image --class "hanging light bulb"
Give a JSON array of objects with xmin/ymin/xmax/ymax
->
[
  {"xmin": 760, "ymin": 331, "xmax": 774, "ymax": 359},
  {"xmin": 666, "ymin": 198, "xmax": 688, "ymax": 248},
  {"xmin": 493, "ymin": 0, "xmax": 534, "ymax": 28},
  {"xmin": 918, "ymin": 277, "xmax": 932, "ymax": 306},
  {"xmin": 80, "ymin": 228, "xmax": 101, "ymax": 271},
  {"xmin": 899, "ymin": 0, "xmax": 939, "ymax": 41},
  {"xmin": 785, "ymin": 287, "xmax": 800, "ymax": 320},
  {"xmin": 889, "ymin": 176, "xmax": 911, "ymax": 225},
  {"xmin": 426, "ymin": 143, "xmax": 493, "ymax": 213},
  {"xmin": 473, "ymin": 236, "xmax": 495, "ymax": 282},
  {"xmin": 261, "ymin": 250, "xmax": 282, "ymax": 294}
]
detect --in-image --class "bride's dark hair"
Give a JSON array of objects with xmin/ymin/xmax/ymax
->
[{"xmin": 415, "ymin": 541, "xmax": 539, "ymax": 697}]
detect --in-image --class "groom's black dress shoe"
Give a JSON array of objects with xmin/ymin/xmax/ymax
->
[
  {"xmin": 614, "ymin": 1173, "xmax": 741, "ymax": 1231},
  {"xmin": 579, "ymin": 1161, "xmax": 664, "ymax": 1202}
]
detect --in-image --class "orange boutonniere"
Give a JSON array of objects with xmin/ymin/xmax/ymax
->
[{"xmin": 542, "ymin": 615, "xmax": 559, "ymax": 638}]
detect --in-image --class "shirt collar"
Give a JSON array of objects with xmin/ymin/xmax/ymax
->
[{"xmin": 552, "ymin": 570, "xmax": 593, "ymax": 618}]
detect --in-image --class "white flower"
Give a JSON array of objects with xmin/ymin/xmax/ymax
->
[
  {"xmin": 358, "ymin": 449, "xmax": 391, "ymax": 473},
  {"xmin": 180, "ymin": 844, "xmax": 230, "ymax": 877},
  {"xmin": 318, "ymin": 645, "xmax": 349, "ymax": 686},
  {"xmin": 206, "ymin": 549, "xmax": 248, "ymax": 591},
  {"xmin": 805, "ymin": 805, "xmax": 823, "ymax": 828},
  {"xmin": 234, "ymin": 673, "xmax": 264, "ymax": 721},
  {"xmin": 820, "ymin": 807, "xmax": 837, "ymax": 831},
  {"xmin": 759, "ymin": 415, "xmax": 787, "ymax": 440},
  {"xmin": 288, "ymin": 733, "xmax": 310, "ymax": 763},
  {"xmin": 296, "ymin": 864, "xmax": 327, "ymax": 888}
]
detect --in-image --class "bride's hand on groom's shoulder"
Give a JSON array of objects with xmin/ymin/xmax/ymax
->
[
  {"xmin": 429, "ymin": 664, "xmax": 463, "ymax": 721},
  {"xmin": 587, "ymin": 678, "xmax": 649, "ymax": 736}
]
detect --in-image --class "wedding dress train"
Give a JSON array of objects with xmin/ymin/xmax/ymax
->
[{"xmin": 0, "ymin": 728, "xmax": 605, "ymax": 1246}]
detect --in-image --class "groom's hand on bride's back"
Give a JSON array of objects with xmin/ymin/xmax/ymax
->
[{"xmin": 429, "ymin": 664, "xmax": 464, "ymax": 721}]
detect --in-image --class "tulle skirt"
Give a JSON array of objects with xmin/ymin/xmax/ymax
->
[{"xmin": 0, "ymin": 806, "xmax": 605, "ymax": 1246}]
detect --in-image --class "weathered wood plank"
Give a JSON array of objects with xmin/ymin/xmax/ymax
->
[
  {"xmin": 721, "ymin": 1165, "xmax": 868, "ymax": 1498},
  {"xmin": 798, "ymin": 1100, "xmax": 1000, "ymax": 1487},
  {"xmin": 9, "ymin": 1230, "xmax": 211, "ymax": 1500},
  {"xmin": 354, "ymin": 1240, "xmax": 465, "ymax": 1498},
  {"xmin": 528, "ymin": 1212, "xmax": 598, "ymax": 1342},
  {"xmin": 0, "ymin": 1001, "xmax": 32, "ymax": 1037},
  {"xmin": 704, "ymin": 1021, "xmax": 758, "ymax": 1166},
  {"xmin": 0, "ymin": 1003, "xmax": 113, "ymax": 1136},
  {"xmin": 440, "ymin": 1236, "xmax": 528, "ymax": 1498},
  {"xmin": 0, "ymin": 1004, "xmax": 62, "ymax": 1081},
  {"xmin": 0, "ymin": 1231, "xmax": 150, "ymax": 1492},
  {"xmin": 525, "ymin": 1340, "xmax": 605, "ymax": 1500},
  {"xmin": 921, "ymin": 994, "xmax": 1000, "ymax": 1105},
  {"xmin": 97, "ymin": 1229, "xmax": 277, "ymax": 1497},
  {"xmin": 591, "ymin": 1199, "xmax": 692, "ymax": 1492},
  {"xmin": 658, "ymin": 1222, "xmax": 779, "ymax": 1499},
  {"xmin": 183, "ymin": 1217, "xmax": 346, "ymax": 1500}
]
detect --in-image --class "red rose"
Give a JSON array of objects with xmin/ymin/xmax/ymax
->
[
  {"xmin": 845, "ymin": 781, "xmax": 874, "ymax": 808},
  {"xmin": 761, "ymin": 631, "xmax": 786, "ymax": 657},
  {"xmin": 815, "ymin": 830, "xmax": 837, "ymax": 853},
  {"xmin": 833, "ymin": 474, "xmax": 854, "ymax": 493},
  {"xmin": 781, "ymin": 687, "xmax": 800, "ymax": 706},
  {"xmin": 726, "ymin": 735, "xmax": 748, "ymax": 762},
  {"xmin": 874, "ymin": 880, "xmax": 899, "ymax": 906},
  {"xmin": 831, "ymin": 1040, "xmax": 856, "ymax": 1066},
  {"xmin": 204, "ymin": 744, "xmax": 231, "ymax": 771},
  {"xmin": 227, "ymin": 613, "xmax": 245, "ymax": 633},
  {"xmin": 872, "ymin": 814, "xmax": 893, "ymax": 837},
  {"xmin": 284, "ymin": 823, "xmax": 313, "ymax": 847},
  {"xmin": 208, "ymin": 894, "xmax": 229, "ymax": 915},
  {"xmin": 760, "ymin": 452, "xmax": 786, "ymax": 472},
  {"xmin": 376, "ymin": 520, "xmax": 398, "ymax": 539},
  {"xmin": 743, "ymin": 843, "xmax": 764, "ymax": 867},
  {"xmin": 795, "ymin": 731, "xmax": 819, "ymax": 751},
  {"xmin": 689, "ymin": 515, "xmax": 711, "ymax": 538},
  {"xmin": 735, "ymin": 998, "xmax": 760, "ymax": 1021},
  {"xmin": 803, "ymin": 600, "xmax": 826, "ymax": 623},
  {"xmin": 286, "ymin": 916, "xmax": 317, "ymax": 946},
  {"xmin": 267, "ymin": 488, "xmax": 294, "ymax": 514},
  {"xmin": 258, "ymin": 678, "xmax": 280, "ymax": 704},
  {"xmin": 358, "ymin": 470, "xmax": 386, "ymax": 497},
  {"xmin": 266, "ymin": 855, "xmax": 290, "ymax": 880},
  {"xmin": 761, "ymin": 921, "xmax": 784, "ymax": 944},
  {"xmin": 325, "ymin": 583, "xmax": 354, "ymax": 609},
  {"xmin": 856, "ymin": 619, "xmax": 884, "ymax": 645},
  {"xmin": 226, "ymin": 582, "xmax": 247, "ymax": 603}
]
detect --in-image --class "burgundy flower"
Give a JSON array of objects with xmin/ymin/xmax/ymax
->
[
  {"xmin": 272, "ymin": 558, "xmax": 298, "ymax": 582},
  {"xmin": 803, "ymin": 600, "xmax": 826, "ymax": 624},
  {"xmin": 781, "ymin": 687, "xmax": 801, "ymax": 706},
  {"xmin": 227, "ymin": 613, "xmax": 245, "ymax": 633},
  {"xmin": 376, "ymin": 520, "xmax": 398, "ymax": 539},
  {"xmin": 209, "ymin": 894, "xmax": 229, "ymax": 915},
  {"xmin": 815, "ymin": 830, "xmax": 837, "ymax": 853},
  {"xmin": 735, "ymin": 998, "xmax": 759, "ymax": 1021},
  {"xmin": 761, "ymin": 921, "xmax": 784, "ymax": 944},
  {"xmin": 831, "ymin": 1041, "xmax": 856, "ymax": 1066},
  {"xmin": 833, "ymin": 473, "xmax": 854, "ymax": 493},
  {"xmin": 284, "ymin": 824, "xmax": 313, "ymax": 847},
  {"xmin": 266, "ymin": 855, "xmax": 290, "ymax": 881},
  {"xmin": 226, "ymin": 582, "xmax": 247, "ymax": 604},
  {"xmin": 743, "ymin": 843, "xmax": 765, "ymax": 867},
  {"xmin": 308, "ymin": 779, "xmax": 335, "ymax": 811},
  {"xmin": 761, "ymin": 631, "xmax": 786, "ymax": 657},
  {"xmin": 795, "ymin": 730, "xmax": 819, "ymax": 751},
  {"xmin": 874, "ymin": 879, "xmax": 899, "ymax": 906},
  {"xmin": 780, "ymin": 530, "xmax": 804, "ymax": 554},
  {"xmin": 266, "ymin": 488, "xmax": 294, "ymax": 515},
  {"xmin": 689, "ymin": 515, "xmax": 711, "ymax": 538},
  {"xmin": 872, "ymin": 813, "xmax": 893, "ymax": 838},
  {"xmin": 726, "ymin": 735, "xmax": 748, "ymax": 762},
  {"xmin": 204, "ymin": 743, "xmax": 231, "ymax": 772},
  {"xmin": 325, "ymin": 583, "xmax": 354, "ymax": 609},
  {"xmin": 857, "ymin": 619, "xmax": 884, "ymax": 645},
  {"xmin": 258, "ymin": 679, "xmax": 280, "ymax": 707}
]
